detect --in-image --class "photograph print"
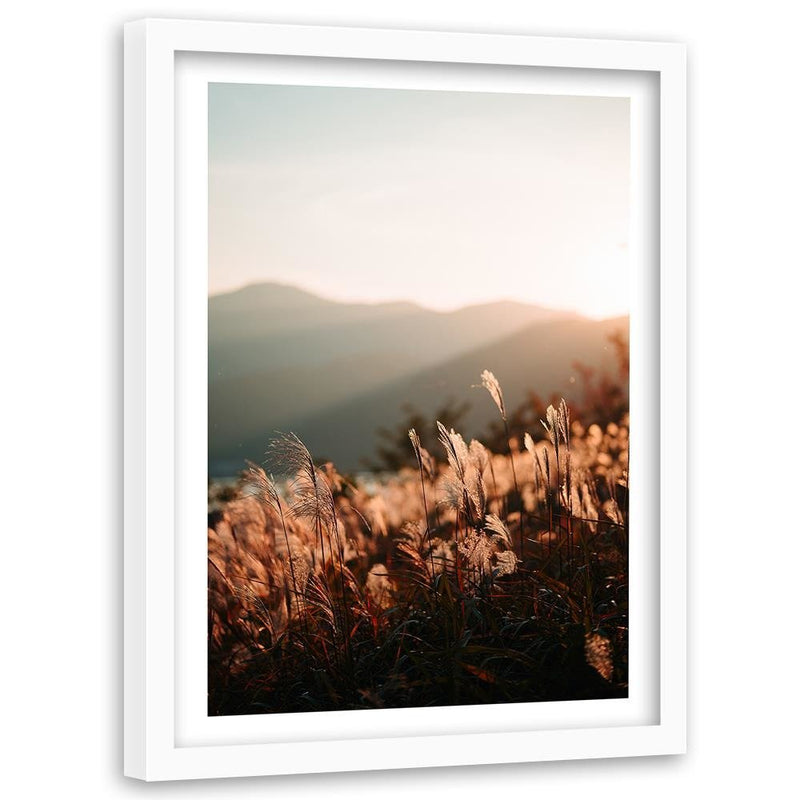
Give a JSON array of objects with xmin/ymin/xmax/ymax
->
[{"xmin": 207, "ymin": 82, "xmax": 630, "ymax": 716}]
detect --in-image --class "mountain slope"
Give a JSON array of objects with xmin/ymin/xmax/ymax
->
[
  {"xmin": 208, "ymin": 283, "xmax": 575, "ymax": 380},
  {"xmin": 209, "ymin": 311, "xmax": 628, "ymax": 475},
  {"xmin": 210, "ymin": 282, "xmax": 423, "ymax": 345}
]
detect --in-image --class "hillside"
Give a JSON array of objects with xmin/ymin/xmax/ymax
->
[
  {"xmin": 267, "ymin": 315, "xmax": 628, "ymax": 470},
  {"xmin": 208, "ymin": 285, "xmax": 628, "ymax": 474},
  {"xmin": 209, "ymin": 282, "xmax": 574, "ymax": 379}
]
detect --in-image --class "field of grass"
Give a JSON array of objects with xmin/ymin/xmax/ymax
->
[{"xmin": 208, "ymin": 371, "xmax": 629, "ymax": 715}]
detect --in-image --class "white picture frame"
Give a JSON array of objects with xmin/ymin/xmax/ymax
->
[{"xmin": 124, "ymin": 18, "xmax": 686, "ymax": 782}]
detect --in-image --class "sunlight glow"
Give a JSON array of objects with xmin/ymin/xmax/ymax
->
[{"xmin": 209, "ymin": 84, "xmax": 630, "ymax": 319}]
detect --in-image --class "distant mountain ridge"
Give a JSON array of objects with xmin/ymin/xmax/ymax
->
[
  {"xmin": 208, "ymin": 282, "xmax": 626, "ymax": 475},
  {"xmin": 209, "ymin": 283, "xmax": 576, "ymax": 377},
  {"xmin": 210, "ymin": 282, "xmax": 425, "ymax": 344}
]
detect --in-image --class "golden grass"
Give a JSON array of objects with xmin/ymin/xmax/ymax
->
[{"xmin": 208, "ymin": 372, "xmax": 629, "ymax": 714}]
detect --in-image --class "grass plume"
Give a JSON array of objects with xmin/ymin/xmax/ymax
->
[{"xmin": 208, "ymin": 376, "xmax": 629, "ymax": 715}]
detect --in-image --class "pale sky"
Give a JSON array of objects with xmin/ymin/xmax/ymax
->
[{"xmin": 209, "ymin": 84, "xmax": 629, "ymax": 318}]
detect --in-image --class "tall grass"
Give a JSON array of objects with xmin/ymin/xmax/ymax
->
[{"xmin": 208, "ymin": 372, "xmax": 629, "ymax": 715}]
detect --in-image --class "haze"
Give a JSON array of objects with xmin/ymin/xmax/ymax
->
[{"xmin": 209, "ymin": 83, "xmax": 630, "ymax": 319}]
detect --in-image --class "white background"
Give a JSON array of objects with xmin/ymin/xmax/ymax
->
[{"xmin": 1, "ymin": 1, "xmax": 797, "ymax": 797}]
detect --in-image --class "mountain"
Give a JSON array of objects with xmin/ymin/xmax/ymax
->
[
  {"xmin": 208, "ymin": 282, "xmax": 575, "ymax": 380},
  {"xmin": 210, "ymin": 282, "xmax": 422, "ymax": 351},
  {"xmin": 227, "ymin": 315, "xmax": 628, "ymax": 472},
  {"xmin": 208, "ymin": 283, "xmax": 627, "ymax": 475}
]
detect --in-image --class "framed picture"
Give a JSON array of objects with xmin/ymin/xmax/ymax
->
[{"xmin": 124, "ymin": 19, "xmax": 686, "ymax": 782}]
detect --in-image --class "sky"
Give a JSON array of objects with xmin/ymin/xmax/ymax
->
[{"xmin": 209, "ymin": 83, "xmax": 630, "ymax": 318}]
